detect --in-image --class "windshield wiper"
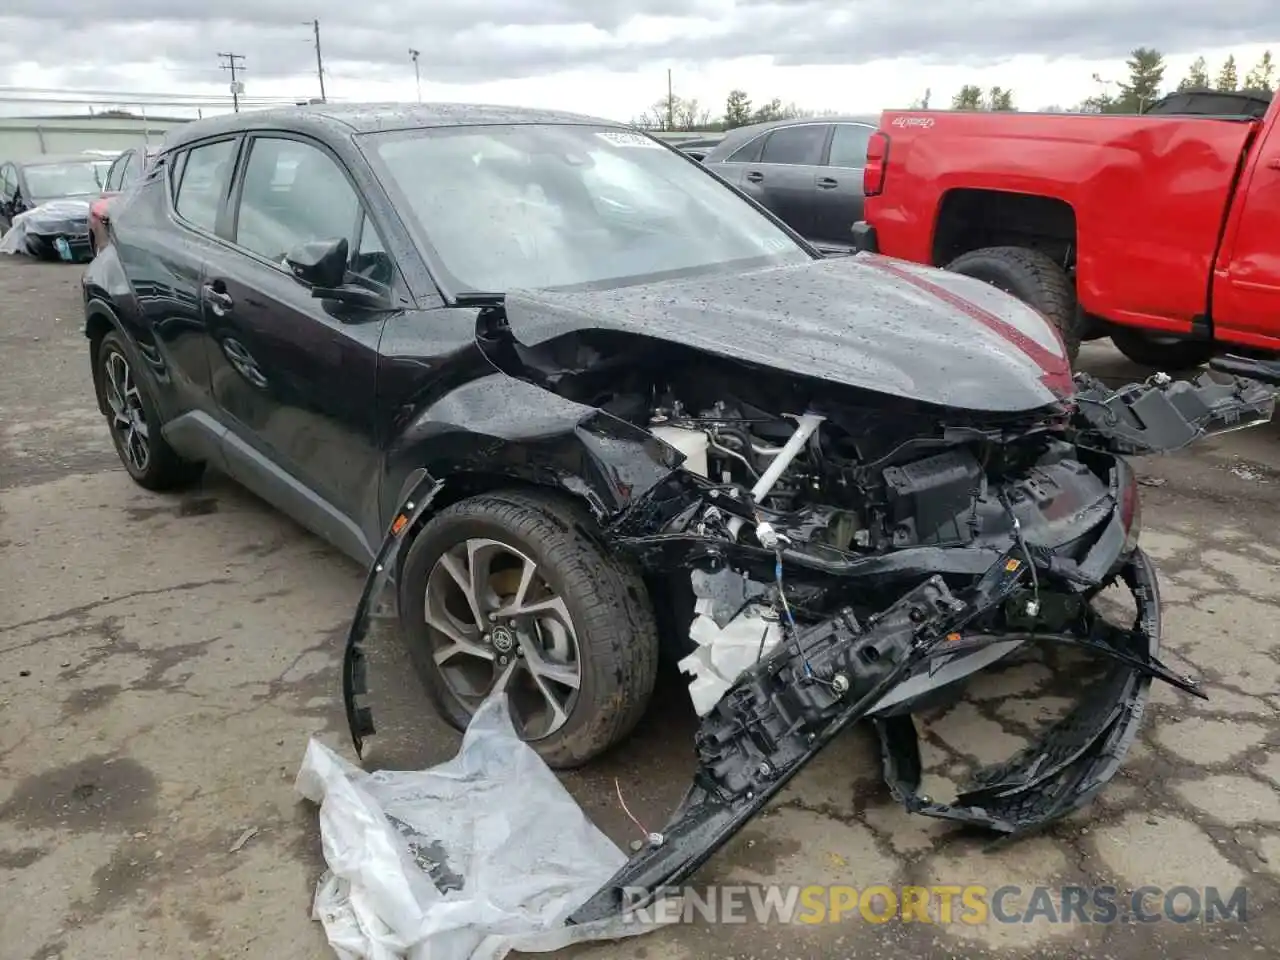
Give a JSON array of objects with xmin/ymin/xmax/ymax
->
[{"xmin": 451, "ymin": 291, "xmax": 506, "ymax": 307}]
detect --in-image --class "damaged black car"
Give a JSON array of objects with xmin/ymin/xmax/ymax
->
[{"xmin": 82, "ymin": 103, "xmax": 1275, "ymax": 921}]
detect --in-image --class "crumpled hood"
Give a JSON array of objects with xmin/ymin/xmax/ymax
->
[{"xmin": 502, "ymin": 253, "xmax": 1073, "ymax": 414}]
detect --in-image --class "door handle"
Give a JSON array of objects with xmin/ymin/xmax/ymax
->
[
  {"xmin": 201, "ymin": 283, "xmax": 233, "ymax": 316},
  {"xmin": 1268, "ymin": 158, "xmax": 1280, "ymax": 170},
  {"xmin": 817, "ymin": 177, "xmax": 838, "ymax": 189},
  {"xmin": 745, "ymin": 171, "xmax": 764, "ymax": 183}
]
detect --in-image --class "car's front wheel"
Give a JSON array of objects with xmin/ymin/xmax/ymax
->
[
  {"xmin": 397, "ymin": 490, "xmax": 660, "ymax": 768},
  {"xmin": 95, "ymin": 330, "xmax": 204, "ymax": 490}
]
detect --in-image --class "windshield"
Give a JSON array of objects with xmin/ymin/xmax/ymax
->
[
  {"xmin": 23, "ymin": 160, "xmax": 103, "ymax": 201},
  {"xmin": 361, "ymin": 123, "xmax": 810, "ymax": 293}
]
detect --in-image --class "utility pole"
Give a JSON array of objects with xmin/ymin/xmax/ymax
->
[
  {"xmin": 667, "ymin": 68, "xmax": 674, "ymax": 129},
  {"xmin": 409, "ymin": 48, "xmax": 421, "ymax": 102},
  {"xmin": 218, "ymin": 52, "xmax": 246, "ymax": 112},
  {"xmin": 311, "ymin": 19, "xmax": 327, "ymax": 102}
]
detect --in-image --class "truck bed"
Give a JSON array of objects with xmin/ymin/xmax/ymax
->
[{"xmin": 871, "ymin": 110, "xmax": 1260, "ymax": 333}]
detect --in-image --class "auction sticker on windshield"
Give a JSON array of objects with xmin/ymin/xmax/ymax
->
[{"xmin": 596, "ymin": 131, "xmax": 663, "ymax": 148}]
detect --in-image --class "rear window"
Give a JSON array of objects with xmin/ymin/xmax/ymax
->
[
  {"xmin": 760, "ymin": 125, "xmax": 829, "ymax": 165},
  {"xmin": 827, "ymin": 124, "xmax": 872, "ymax": 168},
  {"xmin": 173, "ymin": 139, "xmax": 238, "ymax": 232},
  {"xmin": 726, "ymin": 135, "xmax": 765, "ymax": 164}
]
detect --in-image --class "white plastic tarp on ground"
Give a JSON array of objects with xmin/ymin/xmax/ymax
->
[{"xmin": 295, "ymin": 693, "xmax": 663, "ymax": 960}]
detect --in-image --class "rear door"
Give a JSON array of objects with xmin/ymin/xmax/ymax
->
[
  {"xmin": 201, "ymin": 132, "xmax": 399, "ymax": 544},
  {"xmin": 120, "ymin": 135, "xmax": 241, "ymax": 422},
  {"xmin": 1216, "ymin": 118, "xmax": 1280, "ymax": 345},
  {"xmin": 737, "ymin": 123, "xmax": 832, "ymax": 238},
  {"xmin": 813, "ymin": 122, "xmax": 873, "ymax": 247},
  {"xmin": 706, "ymin": 132, "xmax": 766, "ymax": 187}
]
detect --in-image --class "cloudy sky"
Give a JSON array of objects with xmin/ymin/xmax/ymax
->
[{"xmin": 1, "ymin": 1, "xmax": 1277, "ymax": 120}]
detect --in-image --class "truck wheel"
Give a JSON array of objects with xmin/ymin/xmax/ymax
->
[
  {"xmin": 397, "ymin": 489, "xmax": 660, "ymax": 769},
  {"xmin": 945, "ymin": 246, "xmax": 1081, "ymax": 367},
  {"xmin": 1109, "ymin": 329, "xmax": 1215, "ymax": 371}
]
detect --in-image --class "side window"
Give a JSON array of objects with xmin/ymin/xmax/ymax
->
[
  {"xmin": 760, "ymin": 124, "xmax": 829, "ymax": 166},
  {"xmin": 120, "ymin": 151, "xmax": 145, "ymax": 188},
  {"xmin": 103, "ymin": 154, "xmax": 127, "ymax": 192},
  {"xmin": 168, "ymin": 151, "xmax": 188, "ymax": 202},
  {"xmin": 0, "ymin": 164, "xmax": 14, "ymax": 200},
  {"xmin": 173, "ymin": 139, "xmax": 237, "ymax": 232},
  {"xmin": 232, "ymin": 136, "xmax": 360, "ymax": 264},
  {"xmin": 726, "ymin": 134, "xmax": 765, "ymax": 164},
  {"xmin": 349, "ymin": 213, "xmax": 393, "ymax": 290},
  {"xmin": 827, "ymin": 124, "xmax": 872, "ymax": 169}
]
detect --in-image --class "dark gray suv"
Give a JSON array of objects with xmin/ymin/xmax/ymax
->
[{"xmin": 700, "ymin": 116, "xmax": 877, "ymax": 251}]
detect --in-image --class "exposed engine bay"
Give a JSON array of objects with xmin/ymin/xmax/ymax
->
[{"xmin": 340, "ymin": 289, "xmax": 1278, "ymax": 927}]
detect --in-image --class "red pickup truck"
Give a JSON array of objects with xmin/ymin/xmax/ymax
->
[{"xmin": 851, "ymin": 90, "xmax": 1280, "ymax": 369}]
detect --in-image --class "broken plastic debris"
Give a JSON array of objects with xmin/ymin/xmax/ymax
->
[
  {"xmin": 229, "ymin": 827, "xmax": 258, "ymax": 853},
  {"xmin": 296, "ymin": 693, "xmax": 666, "ymax": 960}
]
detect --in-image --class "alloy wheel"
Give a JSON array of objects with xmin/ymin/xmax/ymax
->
[
  {"xmin": 103, "ymin": 350, "xmax": 150, "ymax": 473},
  {"xmin": 424, "ymin": 537, "xmax": 582, "ymax": 739}
]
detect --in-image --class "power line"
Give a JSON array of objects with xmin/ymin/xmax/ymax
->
[
  {"xmin": 218, "ymin": 51, "xmax": 246, "ymax": 112},
  {"xmin": 0, "ymin": 85, "xmax": 296, "ymax": 102}
]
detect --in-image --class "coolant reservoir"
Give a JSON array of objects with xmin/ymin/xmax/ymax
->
[{"xmin": 650, "ymin": 424, "xmax": 709, "ymax": 477}]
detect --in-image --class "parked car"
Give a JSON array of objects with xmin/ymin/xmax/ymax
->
[
  {"xmin": 0, "ymin": 153, "xmax": 105, "ymax": 259},
  {"xmin": 853, "ymin": 89, "xmax": 1280, "ymax": 368},
  {"xmin": 670, "ymin": 134, "xmax": 725, "ymax": 162},
  {"xmin": 83, "ymin": 105, "xmax": 1269, "ymax": 892},
  {"xmin": 90, "ymin": 145, "xmax": 157, "ymax": 255},
  {"xmin": 700, "ymin": 116, "xmax": 878, "ymax": 251}
]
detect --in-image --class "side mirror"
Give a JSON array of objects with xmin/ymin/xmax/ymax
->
[
  {"xmin": 285, "ymin": 237, "xmax": 348, "ymax": 288},
  {"xmin": 284, "ymin": 236, "xmax": 391, "ymax": 312}
]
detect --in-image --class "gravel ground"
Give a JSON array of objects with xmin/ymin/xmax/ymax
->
[{"xmin": 2, "ymin": 255, "xmax": 1279, "ymax": 960}]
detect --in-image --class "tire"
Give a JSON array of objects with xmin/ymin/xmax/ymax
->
[
  {"xmin": 397, "ymin": 489, "xmax": 660, "ymax": 769},
  {"xmin": 95, "ymin": 330, "xmax": 204, "ymax": 490},
  {"xmin": 1109, "ymin": 328, "xmax": 1216, "ymax": 371},
  {"xmin": 945, "ymin": 246, "xmax": 1081, "ymax": 367}
]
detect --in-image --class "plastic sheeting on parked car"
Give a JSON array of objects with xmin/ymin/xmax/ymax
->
[
  {"xmin": 295, "ymin": 693, "xmax": 664, "ymax": 960},
  {"xmin": 0, "ymin": 199, "xmax": 92, "ymax": 259}
]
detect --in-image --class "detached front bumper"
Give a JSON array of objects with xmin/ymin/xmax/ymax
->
[{"xmin": 565, "ymin": 540, "xmax": 1195, "ymax": 925}]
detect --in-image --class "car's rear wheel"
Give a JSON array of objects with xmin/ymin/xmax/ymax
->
[
  {"xmin": 1109, "ymin": 328, "xmax": 1216, "ymax": 371},
  {"xmin": 96, "ymin": 330, "xmax": 204, "ymax": 490},
  {"xmin": 946, "ymin": 245, "xmax": 1081, "ymax": 367},
  {"xmin": 397, "ymin": 490, "xmax": 660, "ymax": 768}
]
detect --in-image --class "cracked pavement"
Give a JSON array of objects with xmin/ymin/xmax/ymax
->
[{"xmin": 2, "ymin": 257, "xmax": 1279, "ymax": 960}]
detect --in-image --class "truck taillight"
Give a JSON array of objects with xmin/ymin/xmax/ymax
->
[{"xmin": 863, "ymin": 132, "xmax": 889, "ymax": 196}]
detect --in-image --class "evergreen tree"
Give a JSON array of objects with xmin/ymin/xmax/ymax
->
[
  {"xmin": 1244, "ymin": 51, "xmax": 1275, "ymax": 92},
  {"xmin": 1177, "ymin": 56, "xmax": 1209, "ymax": 91},
  {"xmin": 1117, "ymin": 47, "xmax": 1166, "ymax": 112},
  {"xmin": 1216, "ymin": 54, "xmax": 1238, "ymax": 92}
]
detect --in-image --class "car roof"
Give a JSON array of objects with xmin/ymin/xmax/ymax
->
[
  {"xmin": 703, "ymin": 114, "xmax": 880, "ymax": 162},
  {"xmin": 163, "ymin": 101, "xmax": 627, "ymax": 152}
]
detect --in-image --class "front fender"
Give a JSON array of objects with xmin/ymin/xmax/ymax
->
[
  {"xmin": 380, "ymin": 372, "xmax": 683, "ymax": 527},
  {"xmin": 353, "ymin": 374, "xmax": 687, "ymax": 755}
]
